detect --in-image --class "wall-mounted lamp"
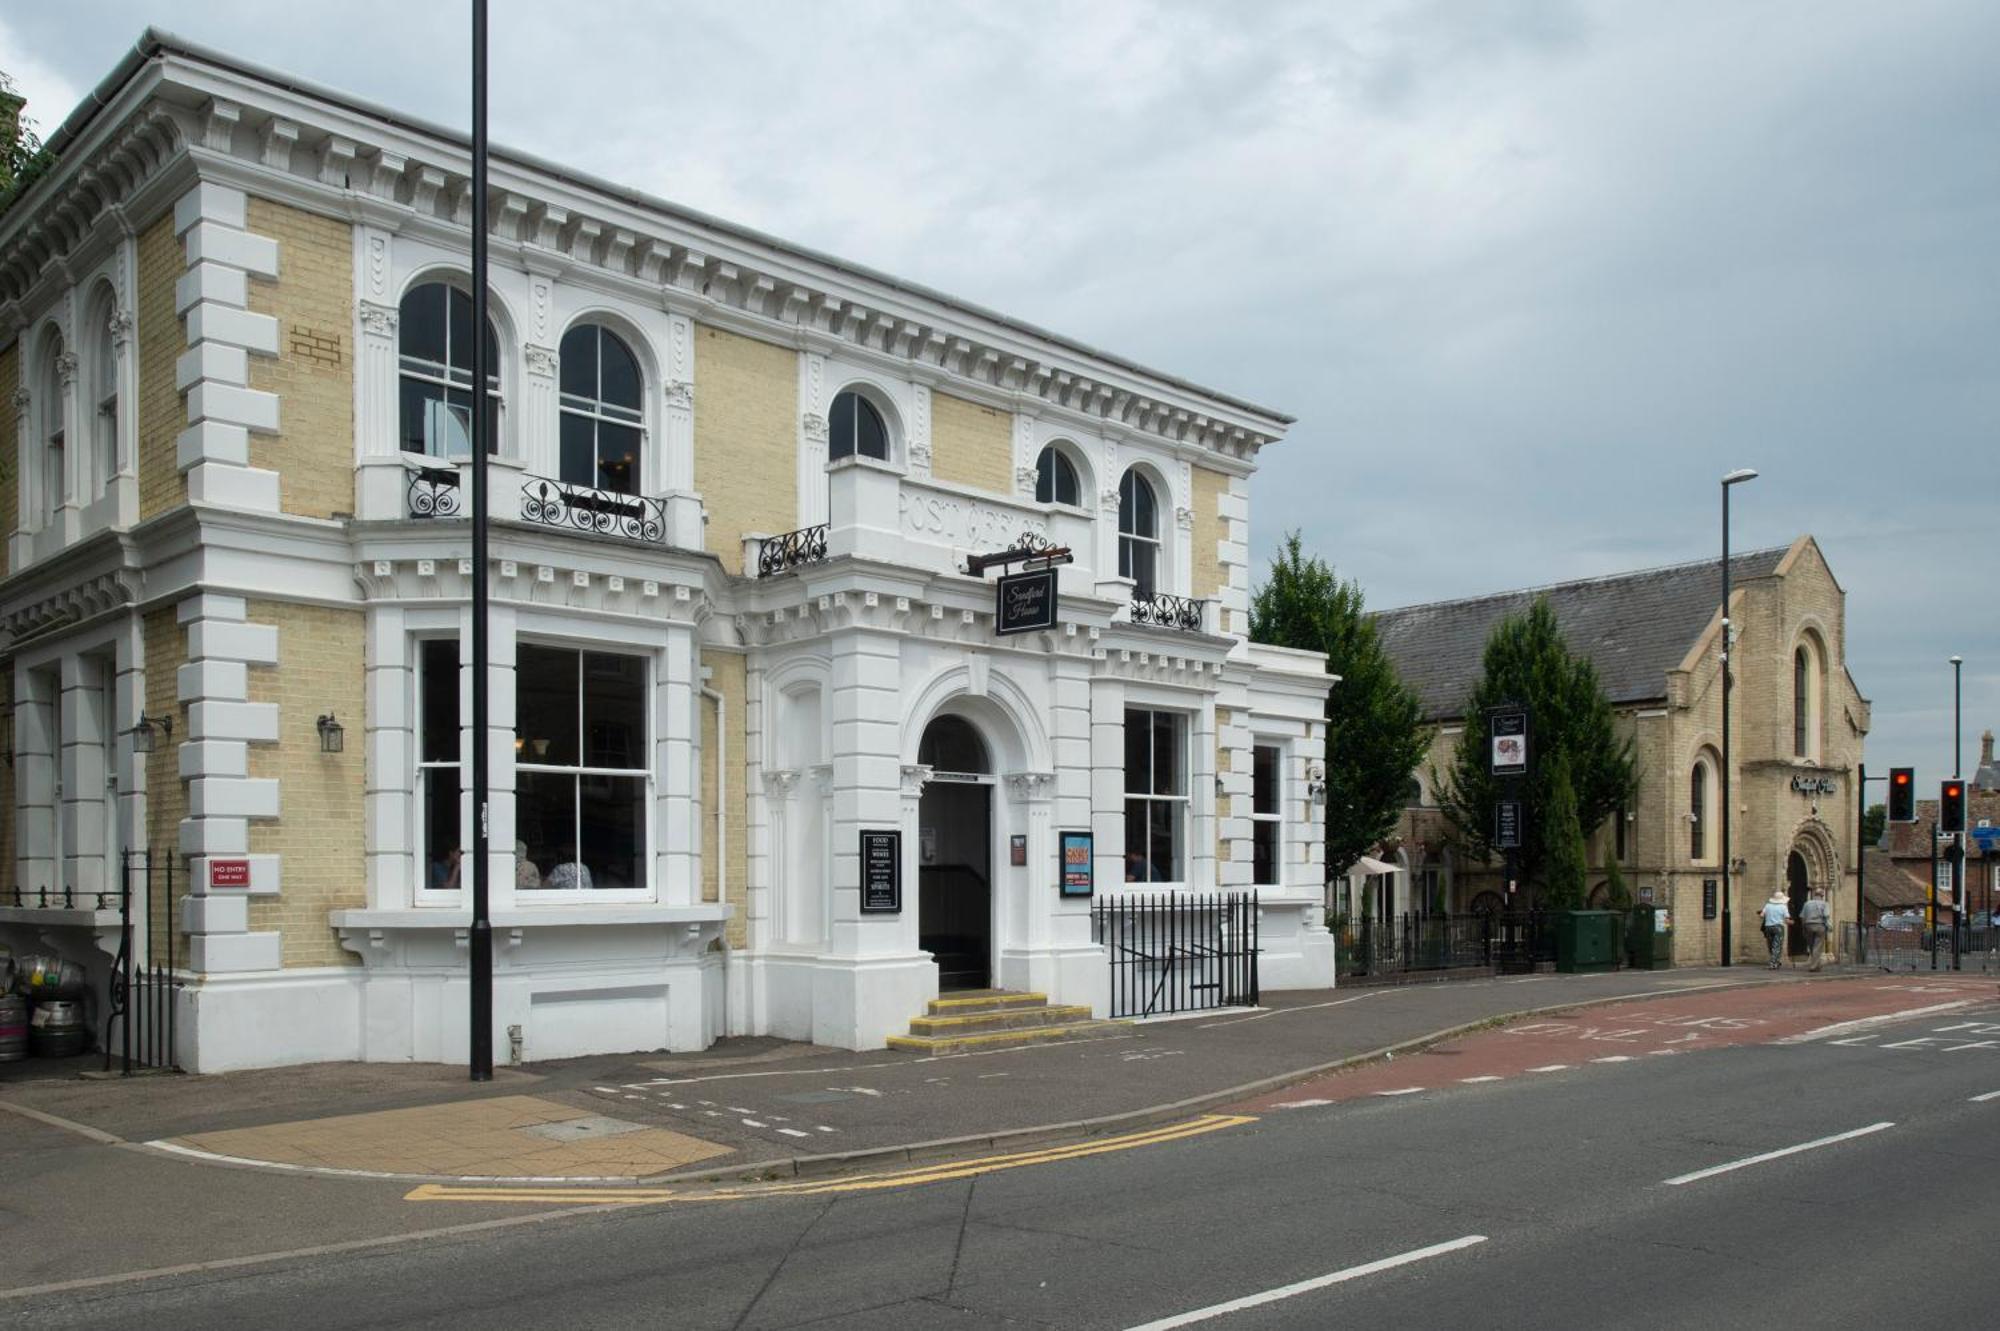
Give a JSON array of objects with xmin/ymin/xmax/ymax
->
[
  {"xmin": 129, "ymin": 711, "xmax": 173, "ymax": 754},
  {"xmin": 1729, "ymin": 856, "xmax": 1748, "ymax": 877},
  {"xmin": 316, "ymin": 713, "xmax": 345, "ymax": 754},
  {"xmin": 1306, "ymin": 761, "xmax": 1327, "ymax": 806}
]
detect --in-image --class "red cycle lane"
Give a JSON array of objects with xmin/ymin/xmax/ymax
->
[{"xmin": 1237, "ymin": 976, "xmax": 1998, "ymax": 1112}]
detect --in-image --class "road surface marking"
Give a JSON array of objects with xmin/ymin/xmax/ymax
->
[
  {"xmin": 1460, "ymin": 1076, "xmax": 1503, "ymax": 1084},
  {"xmin": 1778, "ymin": 1000, "xmax": 1974, "ymax": 1045},
  {"xmin": 1970, "ymin": 1090, "xmax": 2000, "ymax": 1103},
  {"xmin": 777, "ymin": 1128, "xmax": 811, "ymax": 1138},
  {"xmin": 1663, "ymin": 1123, "xmax": 1896, "ymax": 1187},
  {"xmin": 407, "ymin": 1185, "xmax": 675, "ymax": 1205},
  {"xmin": 1121, "ymin": 1235, "xmax": 1489, "ymax": 1330},
  {"xmin": 741, "ymin": 1119, "xmax": 767, "ymax": 1128},
  {"xmin": 1374, "ymin": 1087, "xmax": 1424, "ymax": 1097},
  {"xmin": 1272, "ymin": 1099, "xmax": 1333, "ymax": 1108},
  {"xmin": 1592, "ymin": 1056, "xmax": 1634, "ymax": 1064},
  {"xmin": 1527, "ymin": 1064, "xmax": 1570, "ymax": 1073}
]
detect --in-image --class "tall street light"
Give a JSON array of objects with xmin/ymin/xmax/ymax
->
[
  {"xmin": 1950, "ymin": 653, "xmax": 1963, "ymax": 968},
  {"xmin": 1719, "ymin": 468, "xmax": 1758, "ymax": 966},
  {"xmin": 468, "ymin": 0, "xmax": 493, "ymax": 1081}
]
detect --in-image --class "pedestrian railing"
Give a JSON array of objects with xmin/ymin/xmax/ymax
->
[
  {"xmin": 1843, "ymin": 921, "xmax": 2000, "ymax": 974},
  {"xmin": 1092, "ymin": 891, "xmax": 1259, "ymax": 1018},
  {"xmin": 106, "ymin": 849, "xmax": 182, "ymax": 1074}
]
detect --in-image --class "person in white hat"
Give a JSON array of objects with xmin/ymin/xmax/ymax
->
[{"xmin": 1759, "ymin": 891, "xmax": 1792, "ymax": 969}]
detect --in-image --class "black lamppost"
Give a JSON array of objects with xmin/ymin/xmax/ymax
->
[
  {"xmin": 468, "ymin": 0, "xmax": 494, "ymax": 1081},
  {"xmin": 1718, "ymin": 468, "xmax": 1757, "ymax": 966},
  {"xmin": 1950, "ymin": 654, "xmax": 1963, "ymax": 969}
]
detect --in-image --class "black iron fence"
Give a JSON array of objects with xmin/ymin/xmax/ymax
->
[
  {"xmin": 407, "ymin": 464, "xmax": 462, "ymax": 518},
  {"xmin": 1842, "ymin": 921, "xmax": 2000, "ymax": 974},
  {"xmin": 521, "ymin": 477, "xmax": 667, "ymax": 543},
  {"xmin": 1335, "ymin": 910, "xmax": 1561, "ymax": 982},
  {"xmin": 1092, "ymin": 891, "xmax": 1259, "ymax": 1018},
  {"xmin": 758, "ymin": 523, "xmax": 830, "ymax": 577},
  {"xmin": 1130, "ymin": 591, "xmax": 1205, "ymax": 632},
  {"xmin": 107, "ymin": 849, "xmax": 181, "ymax": 1074}
]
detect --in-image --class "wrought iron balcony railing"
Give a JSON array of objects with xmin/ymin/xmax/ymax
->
[
  {"xmin": 520, "ymin": 477, "xmax": 667, "ymax": 544},
  {"xmin": 1130, "ymin": 590, "xmax": 1205, "ymax": 633},
  {"xmin": 758, "ymin": 524, "xmax": 829, "ymax": 577},
  {"xmin": 407, "ymin": 465, "xmax": 462, "ymax": 519}
]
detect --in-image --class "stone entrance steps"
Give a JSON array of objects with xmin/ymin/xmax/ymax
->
[{"xmin": 885, "ymin": 990, "xmax": 1126, "ymax": 1055}]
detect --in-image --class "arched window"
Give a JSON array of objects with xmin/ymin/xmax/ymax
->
[
  {"xmin": 1689, "ymin": 758, "xmax": 1709, "ymax": 861},
  {"xmin": 1035, "ymin": 445, "xmax": 1079, "ymax": 505},
  {"xmin": 1405, "ymin": 776, "xmax": 1424, "ymax": 807},
  {"xmin": 828, "ymin": 389, "xmax": 888, "ymax": 462},
  {"xmin": 918, "ymin": 714, "xmax": 989, "ymax": 775},
  {"xmin": 558, "ymin": 323, "xmax": 643, "ymax": 495},
  {"xmin": 398, "ymin": 281, "xmax": 500, "ymax": 458},
  {"xmin": 88, "ymin": 291, "xmax": 118, "ymax": 497},
  {"xmin": 1118, "ymin": 468, "xmax": 1160, "ymax": 597},
  {"xmin": 1792, "ymin": 641, "xmax": 1822, "ymax": 761},
  {"xmin": 40, "ymin": 329, "xmax": 65, "ymax": 524}
]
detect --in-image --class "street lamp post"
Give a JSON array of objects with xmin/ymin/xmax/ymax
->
[
  {"xmin": 1950, "ymin": 654, "xmax": 1963, "ymax": 971},
  {"xmin": 1718, "ymin": 468, "xmax": 1758, "ymax": 966},
  {"xmin": 468, "ymin": 0, "xmax": 493, "ymax": 1081}
]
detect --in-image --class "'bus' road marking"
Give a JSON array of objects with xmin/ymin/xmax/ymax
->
[
  {"xmin": 1122, "ymin": 1235, "xmax": 1488, "ymax": 1330},
  {"xmin": 1663, "ymin": 1123, "xmax": 1896, "ymax": 1187}
]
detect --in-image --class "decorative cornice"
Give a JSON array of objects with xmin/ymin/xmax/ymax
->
[
  {"xmin": 801, "ymin": 412, "xmax": 828, "ymax": 445},
  {"xmin": 524, "ymin": 343, "xmax": 558, "ymax": 377},
  {"xmin": 54, "ymin": 352, "xmax": 79, "ymax": 386},
  {"xmin": 107, "ymin": 308, "xmax": 135, "ymax": 348},
  {"xmin": 901, "ymin": 763, "xmax": 933, "ymax": 795},
  {"xmin": 358, "ymin": 300, "xmax": 398, "ymax": 337},
  {"xmin": 664, "ymin": 379, "xmax": 693, "ymax": 411}
]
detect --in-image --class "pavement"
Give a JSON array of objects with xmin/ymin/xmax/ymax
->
[{"xmin": 0, "ymin": 963, "xmax": 1910, "ymax": 1186}]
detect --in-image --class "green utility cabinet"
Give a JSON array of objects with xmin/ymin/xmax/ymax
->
[
  {"xmin": 1554, "ymin": 910, "xmax": 1623, "ymax": 973},
  {"xmin": 1626, "ymin": 905, "xmax": 1675, "ymax": 970}
]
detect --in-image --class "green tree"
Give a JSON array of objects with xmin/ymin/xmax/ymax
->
[
  {"xmin": 1600, "ymin": 850, "xmax": 1631, "ymax": 910},
  {"xmin": 1251, "ymin": 532, "xmax": 1432, "ymax": 877},
  {"xmin": 1862, "ymin": 802, "xmax": 1886, "ymax": 849},
  {"xmin": 1433, "ymin": 597, "xmax": 1637, "ymax": 898},
  {"xmin": 1540, "ymin": 751, "xmax": 1587, "ymax": 910}
]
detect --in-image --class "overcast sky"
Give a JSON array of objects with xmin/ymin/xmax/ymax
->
[{"xmin": 6, "ymin": 1, "xmax": 1994, "ymax": 801}]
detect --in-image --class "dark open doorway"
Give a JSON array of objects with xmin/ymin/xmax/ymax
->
[
  {"xmin": 1787, "ymin": 850, "xmax": 1810, "ymax": 956},
  {"xmin": 918, "ymin": 715, "xmax": 993, "ymax": 991}
]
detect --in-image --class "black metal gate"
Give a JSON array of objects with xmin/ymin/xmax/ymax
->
[
  {"xmin": 1091, "ymin": 891, "xmax": 1259, "ymax": 1018},
  {"xmin": 107, "ymin": 849, "xmax": 181, "ymax": 1074}
]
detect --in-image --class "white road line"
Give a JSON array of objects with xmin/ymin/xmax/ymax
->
[
  {"xmin": 1970, "ymin": 1090, "xmax": 2000, "ymax": 1103},
  {"xmin": 1460, "ymin": 1076, "xmax": 1503, "ymax": 1084},
  {"xmin": 1526, "ymin": 1064, "xmax": 1570, "ymax": 1073},
  {"xmin": 777, "ymin": 1128, "xmax": 811, "ymax": 1138},
  {"xmin": 1272, "ymin": 1099, "xmax": 1333, "ymax": 1108},
  {"xmin": 1122, "ymin": 1235, "xmax": 1489, "ymax": 1330},
  {"xmin": 1778, "ymin": 1000, "xmax": 1975, "ymax": 1045},
  {"xmin": 1374, "ymin": 1087, "xmax": 1425, "ymax": 1097},
  {"xmin": 1591, "ymin": 1056, "xmax": 1634, "ymax": 1064},
  {"xmin": 740, "ymin": 1119, "xmax": 766, "ymax": 1129},
  {"xmin": 1662, "ymin": 1123, "xmax": 1896, "ymax": 1187}
]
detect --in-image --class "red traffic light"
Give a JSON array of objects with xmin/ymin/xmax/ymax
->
[
  {"xmin": 1941, "ymin": 779, "xmax": 1967, "ymax": 834},
  {"xmin": 1889, "ymin": 766, "xmax": 1916, "ymax": 822}
]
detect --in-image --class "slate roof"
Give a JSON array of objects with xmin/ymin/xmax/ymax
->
[
  {"xmin": 1863, "ymin": 849, "xmax": 1929, "ymax": 911},
  {"xmin": 1372, "ymin": 547, "xmax": 1792, "ymax": 722}
]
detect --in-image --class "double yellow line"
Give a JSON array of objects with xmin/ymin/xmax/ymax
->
[{"xmin": 406, "ymin": 1113, "xmax": 1256, "ymax": 1207}]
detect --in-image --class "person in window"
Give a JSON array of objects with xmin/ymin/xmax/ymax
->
[
  {"xmin": 546, "ymin": 860, "xmax": 595, "ymax": 891},
  {"xmin": 1124, "ymin": 847, "xmax": 1158, "ymax": 883},
  {"xmin": 514, "ymin": 841, "xmax": 541, "ymax": 890},
  {"xmin": 431, "ymin": 846, "xmax": 462, "ymax": 891}
]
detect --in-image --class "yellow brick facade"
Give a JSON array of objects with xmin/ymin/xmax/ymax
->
[
  {"xmin": 136, "ymin": 212, "xmax": 184, "ymax": 521},
  {"xmin": 693, "ymin": 326, "xmax": 796, "ymax": 574},
  {"xmin": 1190, "ymin": 464, "xmax": 1227, "ymax": 602},
  {"xmin": 245, "ymin": 198, "xmax": 354, "ymax": 519},
  {"xmin": 928, "ymin": 391, "xmax": 1011, "ymax": 495},
  {"xmin": 244, "ymin": 600, "xmax": 366, "ymax": 967},
  {"xmin": 699, "ymin": 649, "xmax": 751, "ymax": 948},
  {"xmin": 0, "ymin": 667, "xmax": 13, "ymax": 895},
  {"xmin": 0, "ymin": 341, "xmax": 16, "ymax": 575}
]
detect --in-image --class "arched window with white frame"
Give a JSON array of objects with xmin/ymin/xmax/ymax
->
[
  {"xmin": 1792, "ymin": 636, "xmax": 1822, "ymax": 761},
  {"xmin": 87, "ymin": 286, "xmax": 118, "ymax": 499},
  {"xmin": 398, "ymin": 280, "xmax": 501, "ymax": 459},
  {"xmin": 1035, "ymin": 444, "xmax": 1080, "ymax": 506},
  {"xmin": 828, "ymin": 388, "xmax": 889, "ymax": 463},
  {"xmin": 38, "ymin": 327, "xmax": 65, "ymax": 525},
  {"xmin": 1118, "ymin": 467, "xmax": 1161, "ymax": 597},
  {"xmin": 1689, "ymin": 750, "xmax": 1720, "ymax": 863},
  {"xmin": 558, "ymin": 322, "xmax": 644, "ymax": 495}
]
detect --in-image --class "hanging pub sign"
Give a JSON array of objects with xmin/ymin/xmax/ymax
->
[
  {"xmin": 1059, "ymin": 830, "xmax": 1094, "ymax": 897},
  {"xmin": 859, "ymin": 829, "xmax": 902, "ymax": 914},
  {"xmin": 1494, "ymin": 800, "xmax": 1522, "ymax": 850},
  {"xmin": 1488, "ymin": 705, "xmax": 1530, "ymax": 778},
  {"xmin": 995, "ymin": 567, "xmax": 1059, "ymax": 636}
]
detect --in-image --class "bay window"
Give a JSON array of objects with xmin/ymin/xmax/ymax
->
[{"xmin": 514, "ymin": 644, "xmax": 649, "ymax": 892}]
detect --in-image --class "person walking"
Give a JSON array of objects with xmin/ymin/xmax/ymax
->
[
  {"xmin": 1760, "ymin": 891, "xmax": 1791, "ymax": 969},
  {"xmin": 1801, "ymin": 887, "xmax": 1831, "ymax": 972}
]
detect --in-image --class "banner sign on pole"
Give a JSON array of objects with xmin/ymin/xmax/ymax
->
[
  {"xmin": 1494, "ymin": 800, "xmax": 1522, "ymax": 850},
  {"xmin": 1489, "ymin": 706, "xmax": 1529, "ymax": 778}
]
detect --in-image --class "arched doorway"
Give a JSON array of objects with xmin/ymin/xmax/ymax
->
[
  {"xmin": 1787, "ymin": 850, "xmax": 1811, "ymax": 957},
  {"xmin": 917, "ymin": 714, "xmax": 993, "ymax": 990}
]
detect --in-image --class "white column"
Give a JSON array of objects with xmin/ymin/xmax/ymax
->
[
  {"xmin": 655, "ymin": 621, "xmax": 698, "ymax": 905},
  {"xmin": 7, "ymin": 387, "xmax": 29, "ymax": 566},
  {"xmin": 57, "ymin": 656, "xmax": 108, "ymax": 901},
  {"xmin": 364, "ymin": 605, "xmax": 413, "ymax": 908},
  {"xmin": 1004, "ymin": 771, "xmax": 1056, "ymax": 951},
  {"xmin": 14, "ymin": 670, "xmax": 56, "ymax": 899},
  {"xmin": 483, "ymin": 603, "xmax": 520, "ymax": 910},
  {"xmin": 522, "ymin": 343, "xmax": 558, "ymax": 480},
  {"xmin": 796, "ymin": 351, "xmax": 827, "ymax": 528},
  {"xmin": 108, "ymin": 300, "xmax": 139, "ymax": 525},
  {"xmin": 53, "ymin": 349, "xmax": 81, "ymax": 542},
  {"xmin": 1089, "ymin": 673, "xmax": 1126, "ymax": 891}
]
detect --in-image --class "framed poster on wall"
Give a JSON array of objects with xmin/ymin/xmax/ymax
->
[
  {"xmin": 860, "ymin": 829, "xmax": 902, "ymax": 914},
  {"xmin": 1059, "ymin": 830, "xmax": 1094, "ymax": 898}
]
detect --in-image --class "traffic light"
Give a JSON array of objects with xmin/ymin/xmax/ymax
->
[
  {"xmin": 1940, "ymin": 779, "xmax": 1966, "ymax": 834},
  {"xmin": 1889, "ymin": 767, "xmax": 1916, "ymax": 823}
]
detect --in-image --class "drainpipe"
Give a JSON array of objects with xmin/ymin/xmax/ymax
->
[{"xmin": 701, "ymin": 683, "xmax": 727, "ymax": 1038}]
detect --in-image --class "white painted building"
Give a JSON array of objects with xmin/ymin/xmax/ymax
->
[{"xmin": 0, "ymin": 32, "xmax": 1335, "ymax": 1071}]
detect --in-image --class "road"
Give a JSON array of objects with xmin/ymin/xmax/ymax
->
[{"xmin": 8, "ymin": 978, "xmax": 2000, "ymax": 1328}]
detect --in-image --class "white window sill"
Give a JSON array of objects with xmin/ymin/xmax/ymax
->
[{"xmin": 332, "ymin": 904, "xmax": 729, "ymax": 930}]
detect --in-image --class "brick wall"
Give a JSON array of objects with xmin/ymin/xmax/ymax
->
[
  {"xmin": 929, "ymin": 391, "xmax": 1011, "ymax": 495},
  {"xmin": 700, "ymin": 649, "xmax": 750, "ymax": 947},
  {"xmin": 136, "ymin": 212, "xmax": 184, "ymax": 521},
  {"xmin": 693, "ymin": 326, "xmax": 796, "ymax": 574},
  {"xmin": 142, "ymin": 607, "xmax": 187, "ymax": 966},
  {"xmin": 1190, "ymin": 464, "xmax": 1227, "ymax": 601},
  {"xmin": 244, "ymin": 600, "xmax": 366, "ymax": 967},
  {"xmin": 244, "ymin": 198, "xmax": 354, "ymax": 519}
]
